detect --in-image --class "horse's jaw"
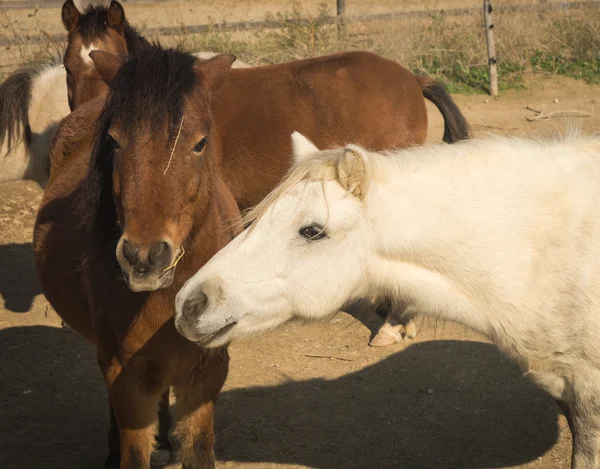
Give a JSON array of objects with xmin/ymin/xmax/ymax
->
[{"xmin": 122, "ymin": 267, "xmax": 176, "ymax": 292}]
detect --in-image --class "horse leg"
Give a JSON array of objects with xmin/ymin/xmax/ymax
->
[
  {"xmin": 98, "ymin": 352, "xmax": 122, "ymax": 468},
  {"xmin": 370, "ymin": 303, "xmax": 418, "ymax": 347},
  {"xmin": 105, "ymin": 404, "xmax": 121, "ymax": 468},
  {"xmin": 569, "ymin": 407, "xmax": 600, "ymax": 469},
  {"xmin": 151, "ymin": 390, "xmax": 172, "ymax": 467},
  {"xmin": 104, "ymin": 364, "xmax": 166, "ymax": 469},
  {"xmin": 173, "ymin": 350, "xmax": 229, "ymax": 469},
  {"xmin": 566, "ymin": 377, "xmax": 600, "ymax": 469}
]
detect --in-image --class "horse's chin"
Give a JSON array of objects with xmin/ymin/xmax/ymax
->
[
  {"xmin": 176, "ymin": 321, "xmax": 237, "ymax": 349},
  {"xmin": 123, "ymin": 269, "xmax": 175, "ymax": 292}
]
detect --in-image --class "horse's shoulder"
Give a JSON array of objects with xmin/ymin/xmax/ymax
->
[{"xmin": 49, "ymin": 97, "xmax": 104, "ymax": 179}]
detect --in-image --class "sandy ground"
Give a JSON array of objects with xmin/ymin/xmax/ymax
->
[{"xmin": 0, "ymin": 74, "xmax": 598, "ymax": 468}]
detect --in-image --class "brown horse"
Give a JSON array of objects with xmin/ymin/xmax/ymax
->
[
  {"xmin": 61, "ymin": 0, "xmax": 249, "ymax": 111},
  {"xmin": 34, "ymin": 49, "xmax": 240, "ymax": 469},
  {"xmin": 61, "ymin": 0, "xmax": 150, "ymax": 110}
]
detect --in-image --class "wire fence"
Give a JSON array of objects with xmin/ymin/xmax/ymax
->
[
  {"xmin": 1, "ymin": 0, "xmax": 598, "ymax": 92},
  {"xmin": 0, "ymin": 0, "xmax": 596, "ymax": 47}
]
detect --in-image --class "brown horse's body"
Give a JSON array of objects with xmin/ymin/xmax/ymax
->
[
  {"xmin": 34, "ymin": 56, "xmax": 240, "ymax": 467},
  {"xmin": 211, "ymin": 51, "xmax": 465, "ymax": 209}
]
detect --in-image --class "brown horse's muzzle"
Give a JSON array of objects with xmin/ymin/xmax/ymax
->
[{"xmin": 116, "ymin": 235, "xmax": 182, "ymax": 292}]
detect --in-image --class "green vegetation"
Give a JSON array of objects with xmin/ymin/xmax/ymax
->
[{"xmin": 173, "ymin": 2, "xmax": 599, "ymax": 95}]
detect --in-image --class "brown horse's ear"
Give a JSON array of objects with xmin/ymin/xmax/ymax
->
[
  {"xmin": 61, "ymin": 0, "xmax": 80, "ymax": 33},
  {"xmin": 107, "ymin": 1, "xmax": 126, "ymax": 33},
  {"xmin": 336, "ymin": 144, "xmax": 372, "ymax": 200},
  {"xmin": 90, "ymin": 50, "xmax": 127, "ymax": 84},
  {"xmin": 194, "ymin": 54, "xmax": 236, "ymax": 95}
]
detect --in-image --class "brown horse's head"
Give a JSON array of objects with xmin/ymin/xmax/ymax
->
[
  {"xmin": 82, "ymin": 46, "xmax": 235, "ymax": 292},
  {"xmin": 61, "ymin": 0, "xmax": 149, "ymax": 110}
]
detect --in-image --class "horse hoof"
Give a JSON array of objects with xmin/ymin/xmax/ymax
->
[
  {"xmin": 151, "ymin": 448, "xmax": 171, "ymax": 467},
  {"xmin": 104, "ymin": 451, "xmax": 120, "ymax": 468},
  {"xmin": 404, "ymin": 322, "xmax": 417, "ymax": 340},
  {"xmin": 369, "ymin": 330, "xmax": 403, "ymax": 347}
]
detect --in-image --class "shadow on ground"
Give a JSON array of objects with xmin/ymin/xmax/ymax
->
[
  {"xmin": 0, "ymin": 326, "xmax": 560, "ymax": 469},
  {"xmin": 0, "ymin": 242, "xmax": 43, "ymax": 313}
]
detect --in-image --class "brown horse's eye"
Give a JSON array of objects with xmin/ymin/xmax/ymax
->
[
  {"xmin": 299, "ymin": 224, "xmax": 326, "ymax": 241},
  {"xmin": 193, "ymin": 137, "xmax": 207, "ymax": 153},
  {"xmin": 106, "ymin": 134, "xmax": 120, "ymax": 151}
]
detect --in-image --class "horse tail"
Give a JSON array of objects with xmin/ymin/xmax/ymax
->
[
  {"xmin": 0, "ymin": 65, "xmax": 38, "ymax": 157},
  {"xmin": 417, "ymin": 76, "xmax": 471, "ymax": 143}
]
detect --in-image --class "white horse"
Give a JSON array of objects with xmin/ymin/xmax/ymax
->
[
  {"xmin": 0, "ymin": 61, "xmax": 69, "ymax": 187},
  {"xmin": 176, "ymin": 130, "xmax": 600, "ymax": 468}
]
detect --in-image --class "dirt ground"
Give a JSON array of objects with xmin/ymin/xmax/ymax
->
[{"xmin": 0, "ymin": 76, "xmax": 598, "ymax": 469}]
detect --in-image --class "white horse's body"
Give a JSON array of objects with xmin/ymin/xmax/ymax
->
[
  {"xmin": 176, "ymin": 132, "xmax": 600, "ymax": 468},
  {"xmin": 0, "ymin": 63, "xmax": 69, "ymax": 186}
]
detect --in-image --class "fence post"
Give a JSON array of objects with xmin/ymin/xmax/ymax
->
[
  {"xmin": 337, "ymin": 0, "xmax": 345, "ymax": 35},
  {"xmin": 483, "ymin": 0, "xmax": 498, "ymax": 96}
]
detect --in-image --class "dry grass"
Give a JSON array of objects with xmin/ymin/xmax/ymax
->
[
  {"xmin": 169, "ymin": 1, "xmax": 600, "ymax": 94},
  {"xmin": 0, "ymin": 8, "xmax": 65, "ymax": 81},
  {"xmin": 1, "ymin": 1, "xmax": 598, "ymax": 94}
]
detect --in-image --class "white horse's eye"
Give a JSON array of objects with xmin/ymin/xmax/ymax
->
[{"xmin": 299, "ymin": 224, "xmax": 326, "ymax": 241}]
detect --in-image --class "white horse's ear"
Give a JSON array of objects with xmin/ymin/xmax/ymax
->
[
  {"xmin": 291, "ymin": 131, "xmax": 319, "ymax": 164},
  {"xmin": 336, "ymin": 144, "xmax": 371, "ymax": 199}
]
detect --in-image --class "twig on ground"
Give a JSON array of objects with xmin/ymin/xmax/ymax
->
[
  {"xmin": 300, "ymin": 354, "xmax": 353, "ymax": 362},
  {"xmin": 525, "ymin": 104, "xmax": 590, "ymax": 122}
]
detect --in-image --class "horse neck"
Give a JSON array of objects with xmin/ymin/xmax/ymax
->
[
  {"xmin": 174, "ymin": 168, "xmax": 239, "ymax": 287},
  {"xmin": 363, "ymin": 143, "xmax": 535, "ymax": 339},
  {"xmin": 123, "ymin": 24, "xmax": 151, "ymax": 54}
]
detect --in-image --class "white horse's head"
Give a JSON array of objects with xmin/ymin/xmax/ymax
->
[{"xmin": 175, "ymin": 132, "xmax": 375, "ymax": 347}]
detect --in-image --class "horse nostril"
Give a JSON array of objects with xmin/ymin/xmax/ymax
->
[
  {"xmin": 149, "ymin": 241, "xmax": 172, "ymax": 268},
  {"xmin": 182, "ymin": 292, "xmax": 208, "ymax": 319},
  {"xmin": 122, "ymin": 239, "xmax": 139, "ymax": 266}
]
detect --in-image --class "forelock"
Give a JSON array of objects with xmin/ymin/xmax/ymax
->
[
  {"xmin": 77, "ymin": 5, "xmax": 110, "ymax": 41},
  {"xmin": 242, "ymin": 149, "xmax": 343, "ymax": 230},
  {"xmin": 101, "ymin": 46, "xmax": 197, "ymax": 137}
]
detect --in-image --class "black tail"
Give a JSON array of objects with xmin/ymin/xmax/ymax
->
[
  {"xmin": 417, "ymin": 76, "xmax": 471, "ymax": 143},
  {"xmin": 0, "ymin": 66, "xmax": 36, "ymax": 156}
]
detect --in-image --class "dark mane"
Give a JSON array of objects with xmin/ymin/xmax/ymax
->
[
  {"xmin": 101, "ymin": 45, "xmax": 197, "ymax": 136},
  {"xmin": 79, "ymin": 4, "xmax": 150, "ymax": 53},
  {"xmin": 77, "ymin": 45, "xmax": 198, "ymax": 233}
]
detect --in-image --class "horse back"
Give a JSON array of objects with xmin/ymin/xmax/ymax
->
[{"xmin": 212, "ymin": 51, "xmax": 427, "ymax": 209}]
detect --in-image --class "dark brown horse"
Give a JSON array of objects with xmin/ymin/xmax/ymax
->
[{"xmin": 34, "ymin": 49, "xmax": 240, "ymax": 468}]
